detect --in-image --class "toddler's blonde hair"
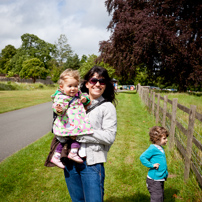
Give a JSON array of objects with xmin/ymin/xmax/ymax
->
[{"xmin": 58, "ymin": 69, "xmax": 80, "ymax": 86}]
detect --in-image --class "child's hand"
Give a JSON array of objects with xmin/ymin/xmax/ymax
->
[
  {"xmin": 55, "ymin": 104, "xmax": 63, "ymax": 113},
  {"xmin": 153, "ymin": 163, "xmax": 160, "ymax": 169},
  {"xmin": 81, "ymin": 96, "xmax": 87, "ymax": 104},
  {"xmin": 84, "ymin": 101, "xmax": 91, "ymax": 111}
]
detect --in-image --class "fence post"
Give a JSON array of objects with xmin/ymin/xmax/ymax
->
[
  {"xmin": 156, "ymin": 94, "xmax": 160, "ymax": 124},
  {"xmin": 184, "ymin": 105, "xmax": 196, "ymax": 181},
  {"xmin": 144, "ymin": 88, "xmax": 147, "ymax": 105},
  {"xmin": 142, "ymin": 88, "xmax": 145, "ymax": 103},
  {"xmin": 162, "ymin": 95, "xmax": 168, "ymax": 128},
  {"xmin": 149, "ymin": 89, "xmax": 152, "ymax": 111},
  {"xmin": 141, "ymin": 87, "xmax": 143, "ymax": 100},
  {"xmin": 152, "ymin": 92, "xmax": 155, "ymax": 115},
  {"xmin": 142, "ymin": 88, "xmax": 145, "ymax": 101},
  {"xmin": 169, "ymin": 98, "xmax": 178, "ymax": 150},
  {"xmin": 146, "ymin": 88, "xmax": 149, "ymax": 106},
  {"xmin": 137, "ymin": 83, "xmax": 140, "ymax": 93}
]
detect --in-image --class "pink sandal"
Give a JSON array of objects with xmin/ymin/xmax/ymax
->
[
  {"xmin": 51, "ymin": 152, "xmax": 65, "ymax": 169},
  {"xmin": 68, "ymin": 152, "xmax": 83, "ymax": 164}
]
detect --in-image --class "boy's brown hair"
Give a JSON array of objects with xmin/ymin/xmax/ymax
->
[
  {"xmin": 149, "ymin": 126, "xmax": 169, "ymax": 144},
  {"xmin": 58, "ymin": 69, "xmax": 80, "ymax": 86}
]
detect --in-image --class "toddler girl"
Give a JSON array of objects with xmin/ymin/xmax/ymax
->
[{"xmin": 50, "ymin": 69, "xmax": 93, "ymax": 169}]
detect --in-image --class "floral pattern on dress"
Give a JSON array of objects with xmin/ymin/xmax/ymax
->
[{"xmin": 51, "ymin": 90, "xmax": 93, "ymax": 137}]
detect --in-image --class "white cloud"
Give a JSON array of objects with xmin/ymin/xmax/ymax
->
[{"xmin": 0, "ymin": 0, "xmax": 111, "ymax": 58}]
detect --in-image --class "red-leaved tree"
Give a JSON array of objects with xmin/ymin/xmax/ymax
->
[{"xmin": 98, "ymin": 0, "xmax": 202, "ymax": 91}]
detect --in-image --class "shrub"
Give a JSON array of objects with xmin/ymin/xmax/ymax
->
[{"xmin": 0, "ymin": 83, "xmax": 17, "ymax": 90}]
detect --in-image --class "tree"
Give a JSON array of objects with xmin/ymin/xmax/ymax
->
[
  {"xmin": 0, "ymin": 45, "xmax": 16, "ymax": 73},
  {"xmin": 21, "ymin": 33, "xmax": 56, "ymax": 68},
  {"xmin": 20, "ymin": 58, "xmax": 49, "ymax": 83},
  {"xmin": 79, "ymin": 54, "xmax": 98, "ymax": 78},
  {"xmin": 9, "ymin": 51, "xmax": 30, "ymax": 75},
  {"xmin": 99, "ymin": 0, "xmax": 202, "ymax": 91},
  {"xmin": 133, "ymin": 64, "xmax": 148, "ymax": 86},
  {"xmin": 49, "ymin": 34, "xmax": 74, "ymax": 81},
  {"xmin": 6, "ymin": 33, "xmax": 56, "ymax": 75},
  {"xmin": 64, "ymin": 54, "xmax": 80, "ymax": 70},
  {"xmin": 80, "ymin": 55, "xmax": 88, "ymax": 64},
  {"xmin": 79, "ymin": 54, "xmax": 115, "ymax": 79},
  {"xmin": 54, "ymin": 34, "xmax": 73, "ymax": 65},
  {"xmin": 48, "ymin": 58, "xmax": 63, "ymax": 83}
]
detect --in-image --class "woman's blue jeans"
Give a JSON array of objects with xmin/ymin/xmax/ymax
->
[{"xmin": 64, "ymin": 159, "xmax": 105, "ymax": 202}]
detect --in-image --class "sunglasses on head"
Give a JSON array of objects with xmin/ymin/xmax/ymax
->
[{"xmin": 89, "ymin": 78, "xmax": 106, "ymax": 85}]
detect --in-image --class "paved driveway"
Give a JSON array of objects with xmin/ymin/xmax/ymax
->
[{"xmin": 0, "ymin": 102, "xmax": 52, "ymax": 162}]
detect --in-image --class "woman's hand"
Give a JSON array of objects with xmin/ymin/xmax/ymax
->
[{"xmin": 55, "ymin": 104, "xmax": 63, "ymax": 113}]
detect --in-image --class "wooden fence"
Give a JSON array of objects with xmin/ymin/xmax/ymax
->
[{"xmin": 137, "ymin": 84, "xmax": 202, "ymax": 187}]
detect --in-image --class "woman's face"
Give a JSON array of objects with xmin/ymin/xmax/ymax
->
[{"xmin": 85, "ymin": 72, "xmax": 106, "ymax": 100}]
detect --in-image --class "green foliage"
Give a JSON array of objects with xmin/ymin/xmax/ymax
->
[
  {"xmin": 134, "ymin": 65, "xmax": 148, "ymax": 86},
  {"xmin": 0, "ymin": 82, "xmax": 17, "ymax": 90},
  {"xmin": 0, "ymin": 33, "xmax": 56, "ymax": 76},
  {"xmin": 1, "ymin": 45, "xmax": 16, "ymax": 58},
  {"xmin": 21, "ymin": 33, "xmax": 56, "ymax": 67},
  {"xmin": 80, "ymin": 54, "xmax": 88, "ymax": 64},
  {"xmin": 9, "ymin": 51, "xmax": 30, "ymax": 74},
  {"xmin": 0, "ymin": 81, "xmax": 57, "ymax": 91},
  {"xmin": 6, "ymin": 71, "xmax": 15, "ymax": 78},
  {"xmin": 0, "ymin": 45, "xmax": 16, "ymax": 73},
  {"xmin": 98, "ymin": 60, "xmax": 115, "ymax": 78},
  {"xmin": 79, "ymin": 54, "xmax": 115, "ymax": 79},
  {"xmin": 79, "ymin": 54, "xmax": 98, "ymax": 78},
  {"xmin": 20, "ymin": 58, "xmax": 49, "ymax": 83},
  {"xmin": 47, "ymin": 59, "xmax": 62, "ymax": 83},
  {"xmin": 50, "ymin": 66, "xmax": 62, "ymax": 83},
  {"xmin": 54, "ymin": 34, "xmax": 73, "ymax": 64},
  {"xmin": 64, "ymin": 53, "xmax": 80, "ymax": 70}
]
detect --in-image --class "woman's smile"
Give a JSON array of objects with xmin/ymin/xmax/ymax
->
[{"xmin": 85, "ymin": 73, "xmax": 106, "ymax": 100}]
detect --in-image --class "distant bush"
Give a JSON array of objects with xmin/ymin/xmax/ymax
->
[
  {"xmin": 0, "ymin": 82, "xmax": 57, "ymax": 91},
  {"xmin": 0, "ymin": 83, "xmax": 17, "ymax": 90}
]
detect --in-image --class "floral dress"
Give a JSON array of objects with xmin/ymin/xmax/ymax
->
[{"xmin": 51, "ymin": 90, "xmax": 93, "ymax": 137}]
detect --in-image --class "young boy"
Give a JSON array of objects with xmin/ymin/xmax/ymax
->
[{"xmin": 140, "ymin": 126, "xmax": 169, "ymax": 202}]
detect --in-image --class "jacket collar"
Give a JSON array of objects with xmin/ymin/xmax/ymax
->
[{"xmin": 87, "ymin": 96, "xmax": 105, "ymax": 110}]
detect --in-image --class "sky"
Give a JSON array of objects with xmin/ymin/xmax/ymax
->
[{"xmin": 0, "ymin": 0, "xmax": 112, "ymax": 58}]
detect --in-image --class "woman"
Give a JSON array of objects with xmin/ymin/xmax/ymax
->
[{"xmin": 64, "ymin": 65, "xmax": 117, "ymax": 202}]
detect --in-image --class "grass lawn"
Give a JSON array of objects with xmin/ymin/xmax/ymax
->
[
  {"xmin": 0, "ymin": 91, "xmax": 201, "ymax": 201},
  {"xmin": 0, "ymin": 89, "xmax": 56, "ymax": 114},
  {"xmin": 160, "ymin": 92, "xmax": 202, "ymax": 114},
  {"xmin": 0, "ymin": 81, "xmax": 57, "ymax": 114}
]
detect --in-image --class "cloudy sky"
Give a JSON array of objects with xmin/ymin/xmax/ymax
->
[{"xmin": 0, "ymin": 0, "xmax": 112, "ymax": 58}]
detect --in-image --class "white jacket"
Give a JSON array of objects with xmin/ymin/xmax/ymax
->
[{"xmin": 77, "ymin": 96, "xmax": 117, "ymax": 165}]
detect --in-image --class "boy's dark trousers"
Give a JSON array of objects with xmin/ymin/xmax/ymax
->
[{"xmin": 146, "ymin": 178, "xmax": 164, "ymax": 202}]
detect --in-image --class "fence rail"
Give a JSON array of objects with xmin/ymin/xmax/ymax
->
[{"xmin": 137, "ymin": 84, "xmax": 202, "ymax": 187}]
